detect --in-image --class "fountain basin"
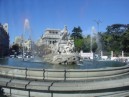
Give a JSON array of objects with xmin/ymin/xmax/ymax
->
[
  {"xmin": 0, "ymin": 62, "xmax": 128, "ymax": 81},
  {"xmin": 0, "ymin": 58, "xmax": 126, "ymax": 69}
]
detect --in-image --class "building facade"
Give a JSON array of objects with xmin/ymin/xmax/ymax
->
[
  {"xmin": 0, "ymin": 23, "xmax": 9, "ymax": 57},
  {"xmin": 38, "ymin": 26, "xmax": 69, "ymax": 46},
  {"xmin": 37, "ymin": 26, "xmax": 75, "ymax": 54},
  {"xmin": 14, "ymin": 36, "xmax": 23, "ymax": 47},
  {"xmin": 39, "ymin": 29, "xmax": 61, "ymax": 46}
]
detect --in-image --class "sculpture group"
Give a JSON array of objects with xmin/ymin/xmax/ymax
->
[{"xmin": 42, "ymin": 26, "xmax": 79, "ymax": 64}]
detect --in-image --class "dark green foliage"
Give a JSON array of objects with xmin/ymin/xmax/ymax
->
[
  {"xmin": 82, "ymin": 35, "xmax": 91, "ymax": 52},
  {"xmin": 71, "ymin": 24, "xmax": 129, "ymax": 54},
  {"xmin": 70, "ymin": 26, "xmax": 83, "ymax": 52},
  {"xmin": 9, "ymin": 43, "xmax": 20, "ymax": 55},
  {"xmin": 71, "ymin": 26, "xmax": 83, "ymax": 39},
  {"xmin": 92, "ymin": 42, "xmax": 98, "ymax": 52},
  {"xmin": 83, "ymin": 35, "xmax": 97, "ymax": 52},
  {"xmin": 71, "ymin": 27, "xmax": 98, "ymax": 52},
  {"xmin": 74, "ymin": 39, "xmax": 84, "ymax": 52},
  {"xmin": 106, "ymin": 24, "xmax": 127, "ymax": 35},
  {"xmin": 121, "ymin": 31, "xmax": 129, "ymax": 52},
  {"xmin": 101, "ymin": 24, "xmax": 129, "ymax": 54}
]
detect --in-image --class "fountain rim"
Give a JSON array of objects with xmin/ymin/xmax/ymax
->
[{"xmin": 0, "ymin": 63, "xmax": 129, "ymax": 72}]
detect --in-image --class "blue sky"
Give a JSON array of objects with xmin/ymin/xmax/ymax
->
[{"xmin": 0, "ymin": 0, "xmax": 129, "ymax": 44}]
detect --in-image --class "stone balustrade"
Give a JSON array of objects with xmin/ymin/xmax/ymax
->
[
  {"xmin": 0, "ymin": 64, "xmax": 129, "ymax": 81},
  {"xmin": 1, "ymin": 64, "xmax": 129, "ymax": 97},
  {"xmin": 0, "ymin": 76, "xmax": 129, "ymax": 97}
]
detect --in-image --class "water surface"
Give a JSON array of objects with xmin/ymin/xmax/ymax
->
[{"xmin": 0, "ymin": 58, "xmax": 126, "ymax": 69}]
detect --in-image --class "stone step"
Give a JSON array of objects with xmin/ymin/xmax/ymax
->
[
  {"xmin": 1, "ymin": 76, "xmax": 129, "ymax": 92},
  {"xmin": 3, "ymin": 88, "xmax": 129, "ymax": 97}
]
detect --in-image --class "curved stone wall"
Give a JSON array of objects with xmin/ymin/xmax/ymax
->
[
  {"xmin": 0, "ymin": 64, "xmax": 129, "ymax": 80},
  {"xmin": 0, "ymin": 77, "xmax": 129, "ymax": 97},
  {"xmin": 0, "ymin": 64, "xmax": 129, "ymax": 97}
]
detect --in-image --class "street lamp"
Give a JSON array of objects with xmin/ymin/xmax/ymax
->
[
  {"xmin": 94, "ymin": 20, "xmax": 102, "ymax": 33},
  {"xmin": 94, "ymin": 20, "xmax": 102, "ymax": 54}
]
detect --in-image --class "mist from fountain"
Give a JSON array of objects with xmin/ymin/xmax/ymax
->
[
  {"xmin": 24, "ymin": 19, "xmax": 31, "ymax": 38},
  {"xmin": 96, "ymin": 32, "xmax": 102, "ymax": 53},
  {"xmin": 0, "ymin": 22, "xmax": 127, "ymax": 69},
  {"xmin": 22, "ymin": 19, "xmax": 35, "ymax": 61},
  {"xmin": 90, "ymin": 26, "xmax": 103, "ymax": 60},
  {"xmin": 23, "ymin": 19, "xmax": 46, "ymax": 63},
  {"xmin": 90, "ymin": 26, "xmax": 94, "ymax": 53}
]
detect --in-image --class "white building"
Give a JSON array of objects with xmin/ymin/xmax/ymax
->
[
  {"xmin": 14, "ymin": 36, "xmax": 23, "ymax": 46},
  {"xmin": 42, "ymin": 29, "xmax": 61, "ymax": 45},
  {"xmin": 37, "ymin": 26, "xmax": 69, "ymax": 45},
  {"xmin": 14, "ymin": 36, "xmax": 33, "ymax": 52},
  {"xmin": 24, "ymin": 39, "xmax": 32, "ymax": 51}
]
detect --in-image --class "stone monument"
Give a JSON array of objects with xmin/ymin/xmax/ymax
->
[{"xmin": 42, "ymin": 26, "xmax": 79, "ymax": 64}]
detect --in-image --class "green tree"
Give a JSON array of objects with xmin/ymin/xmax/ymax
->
[
  {"xmin": 92, "ymin": 38, "xmax": 98, "ymax": 52},
  {"xmin": 121, "ymin": 30, "xmax": 129, "ymax": 52},
  {"xmin": 70, "ymin": 26, "xmax": 83, "ymax": 52},
  {"xmin": 79, "ymin": 35, "xmax": 97, "ymax": 52},
  {"xmin": 71, "ymin": 26, "xmax": 83, "ymax": 39},
  {"xmin": 101, "ymin": 24, "xmax": 129, "ymax": 55},
  {"xmin": 12, "ymin": 44, "xmax": 19, "ymax": 52},
  {"xmin": 82, "ymin": 35, "xmax": 91, "ymax": 52},
  {"xmin": 74, "ymin": 39, "xmax": 84, "ymax": 52},
  {"xmin": 9, "ymin": 43, "xmax": 20, "ymax": 55},
  {"xmin": 106, "ymin": 24, "xmax": 127, "ymax": 35}
]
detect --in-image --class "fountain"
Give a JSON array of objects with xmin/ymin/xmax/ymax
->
[
  {"xmin": 39, "ymin": 26, "xmax": 79, "ymax": 65},
  {"xmin": 8, "ymin": 24, "xmax": 127, "ymax": 68},
  {"xmin": 21, "ymin": 19, "xmax": 35, "ymax": 61},
  {"xmin": 0, "ymin": 24, "xmax": 129, "ymax": 97}
]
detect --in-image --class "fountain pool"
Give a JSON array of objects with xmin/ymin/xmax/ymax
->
[{"xmin": 0, "ymin": 57, "xmax": 126, "ymax": 69}]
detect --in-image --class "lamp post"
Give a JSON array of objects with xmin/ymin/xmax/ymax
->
[
  {"xmin": 94, "ymin": 20, "xmax": 102, "ymax": 54},
  {"xmin": 94, "ymin": 20, "xmax": 102, "ymax": 33}
]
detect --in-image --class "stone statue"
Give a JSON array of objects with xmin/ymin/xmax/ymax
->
[
  {"xmin": 60, "ymin": 25, "xmax": 68, "ymax": 40},
  {"xmin": 43, "ymin": 26, "xmax": 79, "ymax": 64}
]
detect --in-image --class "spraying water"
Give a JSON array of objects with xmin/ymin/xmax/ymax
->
[
  {"xmin": 22, "ymin": 19, "xmax": 33, "ymax": 60},
  {"xmin": 91, "ymin": 26, "xmax": 95, "ymax": 52},
  {"xmin": 24, "ymin": 18, "xmax": 31, "ymax": 39},
  {"xmin": 96, "ymin": 31, "xmax": 102, "ymax": 52}
]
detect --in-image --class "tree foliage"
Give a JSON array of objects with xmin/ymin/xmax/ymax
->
[
  {"xmin": 71, "ymin": 26, "xmax": 83, "ymax": 39},
  {"xmin": 71, "ymin": 27, "xmax": 98, "ymax": 52},
  {"xmin": 9, "ymin": 43, "xmax": 20, "ymax": 55},
  {"xmin": 74, "ymin": 39, "xmax": 84, "ymax": 52},
  {"xmin": 71, "ymin": 24, "xmax": 129, "ymax": 54},
  {"xmin": 82, "ymin": 35, "xmax": 97, "ymax": 52},
  {"xmin": 101, "ymin": 24, "xmax": 129, "ymax": 54}
]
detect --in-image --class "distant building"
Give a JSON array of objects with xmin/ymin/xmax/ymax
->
[
  {"xmin": 0, "ymin": 23, "xmax": 9, "ymax": 57},
  {"xmin": 24, "ymin": 39, "xmax": 33, "ymax": 51},
  {"xmin": 14, "ymin": 35, "xmax": 33, "ymax": 52},
  {"xmin": 14, "ymin": 36, "xmax": 23, "ymax": 46},
  {"xmin": 37, "ymin": 27, "xmax": 69, "ymax": 46},
  {"xmin": 42, "ymin": 29, "xmax": 61, "ymax": 45},
  {"xmin": 36, "ymin": 29, "xmax": 61, "ymax": 46}
]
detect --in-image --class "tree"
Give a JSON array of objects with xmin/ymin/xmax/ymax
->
[
  {"xmin": 121, "ymin": 30, "xmax": 129, "ymax": 52},
  {"xmin": 71, "ymin": 26, "xmax": 83, "ymax": 39},
  {"xmin": 82, "ymin": 35, "xmax": 91, "ymax": 52},
  {"xmin": 74, "ymin": 39, "xmax": 84, "ymax": 52},
  {"xmin": 100, "ymin": 24, "xmax": 129, "ymax": 55},
  {"xmin": 70, "ymin": 26, "xmax": 83, "ymax": 52},
  {"xmin": 106, "ymin": 24, "xmax": 127, "ymax": 35},
  {"xmin": 9, "ymin": 44, "xmax": 20, "ymax": 55}
]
